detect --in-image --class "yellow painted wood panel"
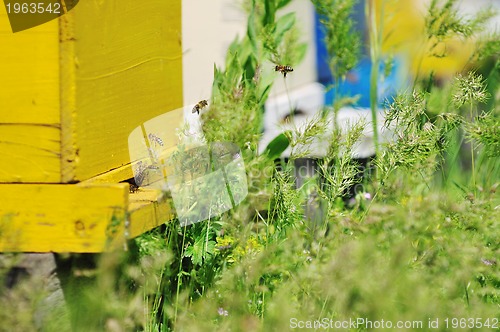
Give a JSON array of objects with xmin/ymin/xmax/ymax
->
[
  {"xmin": 0, "ymin": 184, "xmax": 175, "ymax": 253},
  {"xmin": 60, "ymin": 0, "xmax": 183, "ymax": 183},
  {"xmin": 0, "ymin": 123, "xmax": 61, "ymax": 182},
  {"xmin": 0, "ymin": 8, "xmax": 61, "ymax": 182},
  {"xmin": 128, "ymin": 189, "xmax": 174, "ymax": 239},
  {"xmin": 82, "ymin": 163, "xmax": 134, "ymax": 185},
  {"xmin": 0, "ymin": 9, "xmax": 60, "ymax": 124},
  {"xmin": 0, "ymin": 183, "xmax": 129, "ymax": 253}
]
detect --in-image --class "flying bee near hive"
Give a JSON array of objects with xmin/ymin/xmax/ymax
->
[
  {"xmin": 192, "ymin": 99, "xmax": 208, "ymax": 115},
  {"xmin": 134, "ymin": 161, "xmax": 147, "ymax": 186},
  {"xmin": 148, "ymin": 133, "xmax": 164, "ymax": 147},
  {"xmin": 134, "ymin": 161, "xmax": 161, "ymax": 187},
  {"xmin": 275, "ymin": 65, "xmax": 293, "ymax": 78}
]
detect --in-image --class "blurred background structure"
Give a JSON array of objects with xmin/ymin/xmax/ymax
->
[{"xmin": 183, "ymin": 0, "xmax": 499, "ymax": 159}]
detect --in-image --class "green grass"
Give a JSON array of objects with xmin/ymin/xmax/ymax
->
[
  {"xmin": 1, "ymin": 0, "xmax": 499, "ymax": 331},
  {"xmin": 137, "ymin": 1, "xmax": 500, "ymax": 330}
]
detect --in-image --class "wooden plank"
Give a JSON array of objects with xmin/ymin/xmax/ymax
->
[
  {"xmin": 60, "ymin": 0, "xmax": 183, "ymax": 183},
  {"xmin": 59, "ymin": 12, "xmax": 78, "ymax": 183},
  {"xmin": 128, "ymin": 189, "xmax": 175, "ymax": 239},
  {"xmin": 0, "ymin": 10, "xmax": 60, "ymax": 124},
  {"xmin": 0, "ymin": 123, "xmax": 61, "ymax": 182},
  {"xmin": 0, "ymin": 183, "xmax": 129, "ymax": 253},
  {"xmin": 0, "ymin": 8, "xmax": 61, "ymax": 183},
  {"xmin": 0, "ymin": 184, "xmax": 176, "ymax": 253},
  {"xmin": 82, "ymin": 163, "xmax": 134, "ymax": 185},
  {"xmin": 81, "ymin": 106, "xmax": 184, "ymax": 186}
]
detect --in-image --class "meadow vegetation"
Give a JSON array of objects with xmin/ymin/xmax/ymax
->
[{"xmin": 1, "ymin": 0, "xmax": 498, "ymax": 331}]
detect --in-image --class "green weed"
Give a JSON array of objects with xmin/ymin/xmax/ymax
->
[{"xmin": 2, "ymin": 1, "xmax": 498, "ymax": 331}]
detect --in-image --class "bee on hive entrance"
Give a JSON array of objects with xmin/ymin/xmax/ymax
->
[
  {"xmin": 275, "ymin": 65, "xmax": 293, "ymax": 78},
  {"xmin": 129, "ymin": 183, "xmax": 139, "ymax": 193},
  {"xmin": 192, "ymin": 99, "xmax": 208, "ymax": 115}
]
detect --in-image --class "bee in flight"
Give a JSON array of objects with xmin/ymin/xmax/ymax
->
[
  {"xmin": 192, "ymin": 99, "xmax": 208, "ymax": 115},
  {"xmin": 148, "ymin": 133, "xmax": 164, "ymax": 147},
  {"xmin": 134, "ymin": 161, "xmax": 160, "ymax": 187},
  {"xmin": 275, "ymin": 65, "xmax": 293, "ymax": 78}
]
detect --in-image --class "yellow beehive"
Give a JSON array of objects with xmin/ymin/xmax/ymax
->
[{"xmin": 0, "ymin": 0, "xmax": 182, "ymax": 252}]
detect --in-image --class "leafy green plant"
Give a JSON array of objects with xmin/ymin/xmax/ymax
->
[
  {"xmin": 311, "ymin": 0, "xmax": 363, "ymax": 144},
  {"xmin": 139, "ymin": 2, "xmax": 499, "ymax": 330},
  {"xmin": 311, "ymin": 0, "xmax": 360, "ymax": 81},
  {"xmin": 203, "ymin": 0, "xmax": 307, "ymax": 151},
  {"xmin": 6, "ymin": 1, "xmax": 499, "ymax": 331},
  {"xmin": 425, "ymin": 0, "xmax": 495, "ymax": 58}
]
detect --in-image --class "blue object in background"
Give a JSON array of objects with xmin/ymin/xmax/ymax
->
[
  {"xmin": 323, "ymin": 56, "xmax": 405, "ymax": 108},
  {"xmin": 314, "ymin": 5, "xmax": 406, "ymax": 108}
]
